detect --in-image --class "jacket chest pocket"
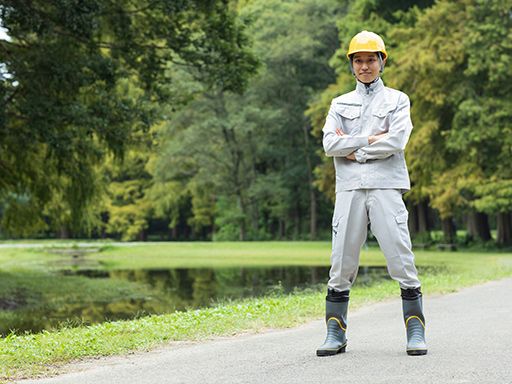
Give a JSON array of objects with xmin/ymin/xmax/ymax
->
[
  {"xmin": 371, "ymin": 104, "xmax": 395, "ymax": 133},
  {"xmin": 334, "ymin": 105, "xmax": 361, "ymax": 134}
]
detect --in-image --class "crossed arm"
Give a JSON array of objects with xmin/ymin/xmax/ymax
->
[
  {"xmin": 322, "ymin": 94, "xmax": 413, "ymax": 163},
  {"xmin": 333, "ymin": 128, "xmax": 387, "ymax": 160}
]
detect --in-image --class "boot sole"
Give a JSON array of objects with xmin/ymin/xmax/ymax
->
[
  {"xmin": 316, "ymin": 344, "xmax": 347, "ymax": 357},
  {"xmin": 407, "ymin": 349, "xmax": 427, "ymax": 356}
]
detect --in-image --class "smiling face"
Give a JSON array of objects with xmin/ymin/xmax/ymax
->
[{"xmin": 351, "ymin": 52, "xmax": 385, "ymax": 84}]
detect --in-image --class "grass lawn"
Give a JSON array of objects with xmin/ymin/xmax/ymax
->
[{"xmin": 0, "ymin": 241, "xmax": 511, "ymax": 382}]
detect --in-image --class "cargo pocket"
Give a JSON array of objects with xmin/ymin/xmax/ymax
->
[
  {"xmin": 395, "ymin": 212, "xmax": 408, "ymax": 224},
  {"xmin": 336, "ymin": 106, "xmax": 360, "ymax": 120},
  {"xmin": 334, "ymin": 105, "xmax": 361, "ymax": 134},
  {"xmin": 332, "ymin": 215, "xmax": 343, "ymax": 251},
  {"xmin": 372, "ymin": 104, "xmax": 395, "ymax": 131},
  {"xmin": 395, "ymin": 211, "xmax": 412, "ymax": 249},
  {"xmin": 372, "ymin": 104, "xmax": 395, "ymax": 118},
  {"xmin": 332, "ymin": 215, "xmax": 342, "ymax": 235}
]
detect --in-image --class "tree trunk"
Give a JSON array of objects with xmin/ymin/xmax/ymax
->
[
  {"xmin": 408, "ymin": 203, "xmax": 419, "ymax": 237},
  {"xmin": 302, "ymin": 123, "xmax": 317, "ymax": 240},
  {"xmin": 59, "ymin": 226, "xmax": 70, "ymax": 239},
  {"xmin": 467, "ymin": 211, "xmax": 492, "ymax": 242},
  {"xmin": 497, "ymin": 212, "xmax": 512, "ymax": 246},
  {"xmin": 183, "ymin": 223, "xmax": 190, "ymax": 240},
  {"xmin": 441, "ymin": 218, "xmax": 456, "ymax": 244},
  {"xmin": 238, "ymin": 196, "xmax": 247, "ymax": 241},
  {"xmin": 239, "ymin": 223, "xmax": 246, "ymax": 241},
  {"xmin": 408, "ymin": 201, "xmax": 430, "ymax": 241},
  {"xmin": 417, "ymin": 200, "xmax": 429, "ymax": 233},
  {"xmin": 309, "ymin": 192, "xmax": 317, "ymax": 240},
  {"xmin": 293, "ymin": 204, "xmax": 300, "ymax": 239},
  {"xmin": 278, "ymin": 219, "xmax": 285, "ymax": 239},
  {"xmin": 216, "ymin": 90, "xmax": 248, "ymax": 241},
  {"xmin": 170, "ymin": 226, "xmax": 177, "ymax": 240},
  {"xmin": 251, "ymin": 206, "xmax": 259, "ymax": 238}
]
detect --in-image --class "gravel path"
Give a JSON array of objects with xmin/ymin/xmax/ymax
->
[{"xmin": 19, "ymin": 278, "xmax": 512, "ymax": 384}]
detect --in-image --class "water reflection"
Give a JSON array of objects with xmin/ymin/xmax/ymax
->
[
  {"xmin": 66, "ymin": 266, "xmax": 391, "ymax": 305},
  {"xmin": 1, "ymin": 265, "xmax": 395, "ymax": 335}
]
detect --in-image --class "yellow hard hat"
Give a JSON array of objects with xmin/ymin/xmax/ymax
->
[{"xmin": 346, "ymin": 30, "xmax": 387, "ymax": 60}]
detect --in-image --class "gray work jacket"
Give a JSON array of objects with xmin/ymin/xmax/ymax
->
[{"xmin": 322, "ymin": 78, "xmax": 413, "ymax": 193}]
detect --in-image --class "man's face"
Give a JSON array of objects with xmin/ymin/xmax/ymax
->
[{"xmin": 352, "ymin": 52, "xmax": 384, "ymax": 84}]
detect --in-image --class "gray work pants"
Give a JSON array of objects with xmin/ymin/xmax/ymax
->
[{"xmin": 328, "ymin": 189, "xmax": 421, "ymax": 291}]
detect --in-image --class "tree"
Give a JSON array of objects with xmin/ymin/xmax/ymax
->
[
  {"xmin": 104, "ymin": 146, "xmax": 153, "ymax": 241},
  {"xmin": 389, "ymin": 0, "xmax": 512, "ymax": 244},
  {"xmin": 387, "ymin": 1, "xmax": 470, "ymax": 243},
  {"xmin": 454, "ymin": 0, "xmax": 512, "ymax": 245},
  {"xmin": 151, "ymin": 0, "xmax": 344, "ymax": 240},
  {"xmin": 0, "ymin": 0, "xmax": 257, "ymax": 235},
  {"xmin": 238, "ymin": 0, "xmax": 345, "ymax": 239},
  {"xmin": 308, "ymin": 0, "xmax": 511, "ymax": 246}
]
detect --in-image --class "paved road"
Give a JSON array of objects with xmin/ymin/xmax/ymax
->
[{"xmin": 19, "ymin": 279, "xmax": 512, "ymax": 384}]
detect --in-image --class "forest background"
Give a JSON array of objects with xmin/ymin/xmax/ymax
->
[{"xmin": 1, "ymin": 0, "xmax": 511, "ymax": 246}]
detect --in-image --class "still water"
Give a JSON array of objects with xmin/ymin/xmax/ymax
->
[{"xmin": 1, "ymin": 265, "xmax": 392, "ymax": 335}]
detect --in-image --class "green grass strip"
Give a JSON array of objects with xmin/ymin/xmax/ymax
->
[
  {"xmin": 1, "ymin": 244, "xmax": 511, "ymax": 382},
  {"xmin": 2, "ymin": 267, "xmax": 511, "ymax": 381}
]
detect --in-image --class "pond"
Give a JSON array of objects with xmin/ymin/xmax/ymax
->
[{"xmin": 0, "ymin": 265, "xmax": 403, "ymax": 336}]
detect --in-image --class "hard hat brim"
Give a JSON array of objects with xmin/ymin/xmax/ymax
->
[{"xmin": 347, "ymin": 49, "xmax": 388, "ymax": 60}]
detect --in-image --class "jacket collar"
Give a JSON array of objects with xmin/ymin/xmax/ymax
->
[{"xmin": 356, "ymin": 77, "xmax": 384, "ymax": 96}]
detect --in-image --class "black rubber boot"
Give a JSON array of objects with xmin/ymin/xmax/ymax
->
[
  {"xmin": 401, "ymin": 287, "xmax": 427, "ymax": 356},
  {"xmin": 316, "ymin": 289, "xmax": 348, "ymax": 357}
]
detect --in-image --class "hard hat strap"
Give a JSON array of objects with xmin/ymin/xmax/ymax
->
[{"xmin": 378, "ymin": 52, "xmax": 385, "ymax": 73}]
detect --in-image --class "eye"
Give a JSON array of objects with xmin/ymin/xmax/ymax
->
[{"xmin": 354, "ymin": 59, "xmax": 362, "ymax": 64}]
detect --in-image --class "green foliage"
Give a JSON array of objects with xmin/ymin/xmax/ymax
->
[
  {"xmin": 1, "ymin": 0, "xmax": 510, "ymax": 243},
  {"xmin": 146, "ymin": 181, "xmax": 187, "ymax": 229},
  {"xmin": 308, "ymin": 0, "xmax": 511, "ymax": 238},
  {"xmin": 388, "ymin": 0, "xmax": 512, "ymax": 219},
  {"xmin": 0, "ymin": 194, "xmax": 47, "ymax": 237},
  {"xmin": 473, "ymin": 179, "xmax": 512, "ymax": 214},
  {"xmin": 213, "ymin": 196, "xmax": 246, "ymax": 241},
  {"xmin": 150, "ymin": 0, "xmax": 343, "ymax": 240},
  {"xmin": 0, "ymin": 0, "xmax": 257, "ymax": 235},
  {"xmin": 104, "ymin": 149, "xmax": 153, "ymax": 241}
]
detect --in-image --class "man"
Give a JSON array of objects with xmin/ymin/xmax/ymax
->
[{"xmin": 316, "ymin": 30, "xmax": 427, "ymax": 357}]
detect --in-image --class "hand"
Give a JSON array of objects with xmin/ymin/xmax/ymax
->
[
  {"xmin": 335, "ymin": 128, "xmax": 345, "ymax": 136},
  {"xmin": 345, "ymin": 152, "xmax": 356, "ymax": 161},
  {"xmin": 368, "ymin": 132, "xmax": 387, "ymax": 144}
]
